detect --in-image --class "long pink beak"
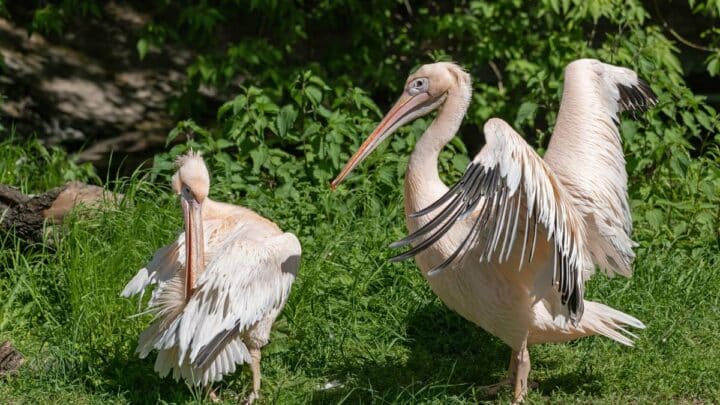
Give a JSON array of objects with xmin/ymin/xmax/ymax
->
[
  {"xmin": 331, "ymin": 92, "xmax": 431, "ymax": 189},
  {"xmin": 182, "ymin": 198, "xmax": 205, "ymax": 301}
]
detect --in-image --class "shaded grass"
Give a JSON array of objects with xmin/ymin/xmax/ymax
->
[{"xmin": 0, "ymin": 169, "xmax": 718, "ymax": 404}]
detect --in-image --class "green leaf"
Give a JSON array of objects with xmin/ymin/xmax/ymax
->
[
  {"xmin": 514, "ymin": 101, "xmax": 537, "ymax": 127},
  {"xmin": 696, "ymin": 112, "xmax": 712, "ymax": 131},
  {"xmin": 215, "ymin": 139, "xmax": 233, "ymax": 150},
  {"xmin": 305, "ymin": 85, "xmax": 323, "ymax": 106},
  {"xmin": 451, "ymin": 154, "xmax": 470, "ymax": 173},
  {"xmin": 249, "ymin": 148, "xmax": 267, "ymax": 173},
  {"xmin": 276, "ymin": 105, "xmax": 298, "ymax": 138},
  {"xmin": 707, "ymin": 54, "xmax": 720, "ymax": 77},
  {"xmin": 136, "ymin": 38, "xmax": 149, "ymax": 60},
  {"xmin": 233, "ymin": 95, "xmax": 247, "ymax": 115}
]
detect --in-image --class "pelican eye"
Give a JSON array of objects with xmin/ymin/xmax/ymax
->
[
  {"xmin": 181, "ymin": 185, "xmax": 193, "ymax": 199},
  {"xmin": 408, "ymin": 77, "xmax": 429, "ymax": 95}
]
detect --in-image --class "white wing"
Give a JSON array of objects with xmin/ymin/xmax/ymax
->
[
  {"xmin": 121, "ymin": 240, "xmax": 182, "ymax": 299},
  {"xmin": 544, "ymin": 59, "xmax": 657, "ymax": 277},
  {"xmin": 121, "ymin": 219, "xmax": 227, "ymax": 300},
  {"xmin": 177, "ymin": 231, "xmax": 301, "ymax": 365},
  {"xmin": 391, "ymin": 118, "xmax": 591, "ymax": 322}
]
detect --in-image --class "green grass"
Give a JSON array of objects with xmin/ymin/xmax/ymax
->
[{"xmin": 0, "ymin": 151, "xmax": 719, "ymax": 404}]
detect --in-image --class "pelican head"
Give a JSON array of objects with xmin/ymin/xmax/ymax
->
[
  {"xmin": 331, "ymin": 62, "xmax": 470, "ymax": 189},
  {"xmin": 172, "ymin": 151, "xmax": 209, "ymax": 299},
  {"xmin": 172, "ymin": 152, "xmax": 210, "ymax": 201}
]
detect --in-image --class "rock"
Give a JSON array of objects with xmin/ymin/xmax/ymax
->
[
  {"xmin": 0, "ymin": 2, "xmax": 194, "ymax": 175},
  {"xmin": 0, "ymin": 340, "xmax": 24, "ymax": 377}
]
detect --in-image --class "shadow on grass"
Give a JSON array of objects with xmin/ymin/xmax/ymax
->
[
  {"xmin": 91, "ymin": 341, "xmax": 256, "ymax": 404},
  {"xmin": 311, "ymin": 302, "xmax": 604, "ymax": 403},
  {"xmin": 89, "ymin": 307, "xmax": 604, "ymax": 404},
  {"xmin": 535, "ymin": 364, "xmax": 604, "ymax": 397},
  {"xmin": 95, "ymin": 348, "xmax": 196, "ymax": 404},
  {"xmin": 310, "ymin": 302, "xmax": 506, "ymax": 403}
]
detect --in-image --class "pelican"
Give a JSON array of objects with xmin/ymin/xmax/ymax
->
[
  {"xmin": 121, "ymin": 152, "xmax": 301, "ymax": 403},
  {"xmin": 331, "ymin": 59, "xmax": 656, "ymax": 403}
]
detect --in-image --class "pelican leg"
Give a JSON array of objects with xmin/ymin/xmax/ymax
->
[
  {"xmin": 512, "ymin": 340, "xmax": 531, "ymax": 404},
  {"xmin": 479, "ymin": 350, "xmax": 518, "ymax": 395},
  {"xmin": 243, "ymin": 348, "xmax": 262, "ymax": 405},
  {"xmin": 208, "ymin": 386, "xmax": 220, "ymax": 403}
]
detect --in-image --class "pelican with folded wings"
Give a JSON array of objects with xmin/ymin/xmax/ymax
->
[
  {"xmin": 331, "ymin": 59, "xmax": 655, "ymax": 403},
  {"xmin": 122, "ymin": 152, "xmax": 301, "ymax": 403}
]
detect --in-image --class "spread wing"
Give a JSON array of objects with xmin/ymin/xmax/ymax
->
[
  {"xmin": 544, "ymin": 59, "xmax": 657, "ymax": 278},
  {"xmin": 121, "ymin": 219, "xmax": 228, "ymax": 300},
  {"xmin": 391, "ymin": 118, "xmax": 591, "ymax": 322},
  {"xmin": 176, "ymin": 231, "xmax": 301, "ymax": 366},
  {"xmin": 121, "ymin": 240, "xmax": 182, "ymax": 300}
]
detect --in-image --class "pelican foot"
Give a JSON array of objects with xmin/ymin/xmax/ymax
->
[
  {"xmin": 241, "ymin": 391, "xmax": 259, "ymax": 405},
  {"xmin": 479, "ymin": 378, "xmax": 537, "ymax": 397},
  {"xmin": 479, "ymin": 378, "xmax": 513, "ymax": 396},
  {"xmin": 510, "ymin": 381, "xmax": 540, "ymax": 404}
]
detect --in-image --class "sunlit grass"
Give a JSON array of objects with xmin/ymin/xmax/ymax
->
[
  {"xmin": 0, "ymin": 151, "xmax": 718, "ymax": 404},
  {"xmin": 0, "ymin": 134, "xmax": 98, "ymax": 193}
]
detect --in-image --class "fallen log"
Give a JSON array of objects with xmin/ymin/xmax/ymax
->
[{"xmin": 0, "ymin": 182, "xmax": 122, "ymax": 243}]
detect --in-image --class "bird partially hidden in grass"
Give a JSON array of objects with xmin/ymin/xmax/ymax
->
[
  {"xmin": 331, "ymin": 59, "xmax": 656, "ymax": 403},
  {"xmin": 121, "ymin": 151, "xmax": 301, "ymax": 403}
]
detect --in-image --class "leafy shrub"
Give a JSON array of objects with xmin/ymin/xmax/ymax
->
[
  {"xmin": 150, "ymin": 70, "xmax": 469, "ymax": 226},
  {"xmin": 9, "ymin": 0, "xmax": 720, "ymax": 279}
]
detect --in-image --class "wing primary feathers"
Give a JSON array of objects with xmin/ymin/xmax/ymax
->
[
  {"xmin": 392, "ymin": 164, "xmax": 489, "ymax": 249},
  {"xmin": 498, "ymin": 193, "xmax": 516, "ymax": 262},
  {"xmin": 483, "ymin": 163, "xmax": 501, "ymax": 194},
  {"xmin": 391, "ymin": 163, "xmax": 508, "ymax": 270},
  {"xmin": 461, "ymin": 165, "xmax": 500, "ymax": 224},
  {"xmin": 557, "ymin": 247, "xmax": 564, "ymax": 299},
  {"xmin": 389, "ymin": 202, "xmax": 466, "ymax": 262},
  {"xmin": 568, "ymin": 254, "xmax": 574, "ymax": 296},
  {"xmin": 617, "ymin": 80, "xmax": 657, "ymax": 115},
  {"xmin": 390, "ymin": 163, "xmax": 499, "ymax": 254},
  {"xmin": 636, "ymin": 79, "xmax": 657, "ymax": 105},
  {"xmin": 489, "ymin": 187, "xmax": 509, "ymax": 256},
  {"xmin": 504, "ymin": 194, "xmax": 522, "ymax": 263},
  {"xmin": 458, "ymin": 164, "xmax": 492, "ymax": 220},
  {"xmin": 552, "ymin": 236, "xmax": 558, "ymax": 287},
  {"xmin": 389, "ymin": 192, "xmax": 463, "ymax": 249},
  {"xmin": 427, "ymin": 210, "xmax": 485, "ymax": 276},
  {"xmin": 410, "ymin": 164, "xmax": 482, "ymax": 218},
  {"xmin": 560, "ymin": 249, "xmax": 568, "ymax": 301},
  {"xmin": 518, "ymin": 192, "xmax": 530, "ymax": 271},
  {"xmin": 528, "ymin": 203, "xmax": 539, "ymax": 262},
  {"xmin": 617, "ymin": 84, "xmax": 631, "ymax": 110}
]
